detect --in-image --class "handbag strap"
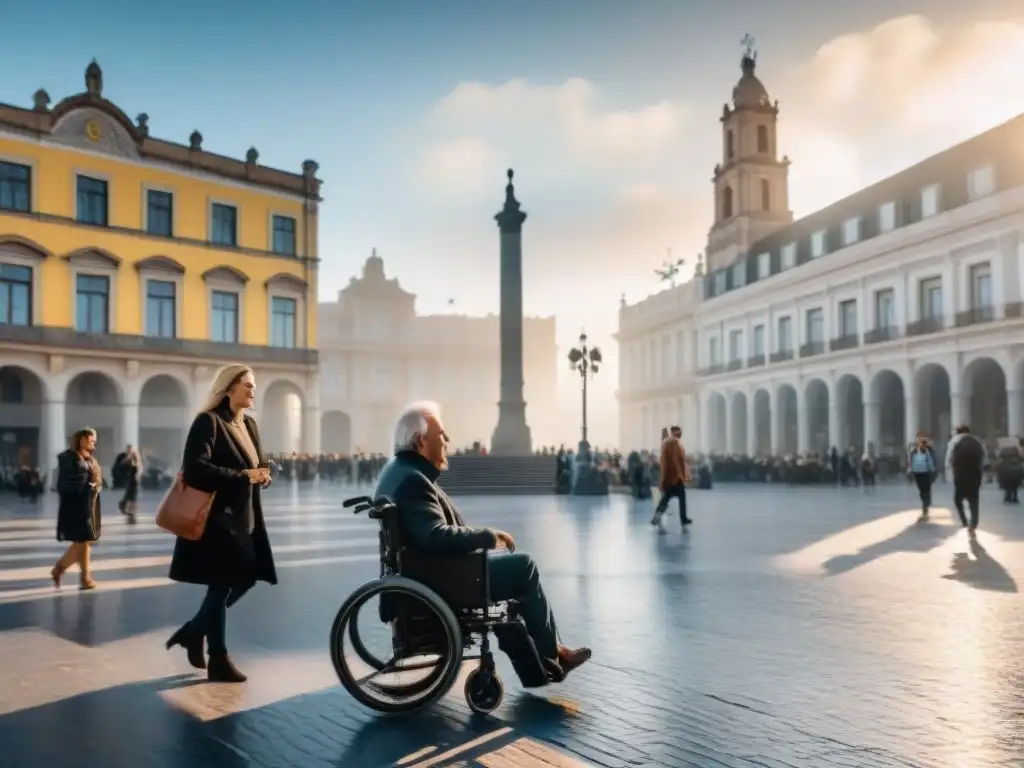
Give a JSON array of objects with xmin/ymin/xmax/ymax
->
[{"xmin": 179, "ymin": 411, "xmax": 220, "ymax": 479}]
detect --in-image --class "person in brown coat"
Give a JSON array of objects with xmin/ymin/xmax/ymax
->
[
  {"xmin": 51, "ymin": 428, "xmax": 103, "ymax": 590},
  {"xmin": 651, "ymin": 426, "xmax": 691, "ymax": 530}
]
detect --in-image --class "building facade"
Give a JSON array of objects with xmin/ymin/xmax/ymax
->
[
  {"xmin": 0, "ymin": 61, "xmax": 322, "ymax": 471},
  {"xmin": 618, "ymin": 51, "xmax": 1024, "ymax": 458},
  {"xmin": 318, "ymin": 251, "xmax": 558, "ymax": 454}
]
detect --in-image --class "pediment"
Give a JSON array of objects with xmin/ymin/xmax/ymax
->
[
  {"xmin": 0, "ymin": 236, "xmax": 53, "ymax": 262},
  {"xmin": 62, "ymin": 248, "xmax": 121, "ymax": 269},
  {"xmin": 50, "ymin": 106, "xmax": 139, "ymax": 159},
  {"xmin": 202, "ymin": 265, "xmax": 249, "ymax": 285},
  {"xmin": 264, "ymin": 272, "xmax": 307, "ymax": 292},
  {"xmin": 135, "ymin": 255, "xmax": 185, "ymax": 274}
]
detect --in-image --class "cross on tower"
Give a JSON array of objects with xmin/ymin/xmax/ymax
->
[{"xmin": 741, "ymin": 33, "xmax": 757, "ymax": 61}]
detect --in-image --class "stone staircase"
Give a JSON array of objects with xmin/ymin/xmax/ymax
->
[{"xmin": 438, "ymin": 455, "xmax": 557, "ymax": 495}]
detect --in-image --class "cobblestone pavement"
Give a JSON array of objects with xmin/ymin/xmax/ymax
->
[{"xmin": 0, "ymin": 482, "xmax": 1022, "ymax": 767}]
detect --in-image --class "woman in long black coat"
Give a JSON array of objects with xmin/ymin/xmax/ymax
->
[
  {"xmin": 52, "ymin": 428, "xmax": 103, "ymax": 590},
  {"xmin": 165, "ymin": 364, "xmax": 276, "ymax": 683}
]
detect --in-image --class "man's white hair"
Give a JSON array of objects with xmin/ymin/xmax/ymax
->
[{"xmin": 393, "ymin": 401, "xmax": 442, "ymax": 453}]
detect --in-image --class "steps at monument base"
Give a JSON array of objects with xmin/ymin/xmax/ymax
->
[{"xmin": 438, "ymin": 455, "xmax": 557, "ymax": 495}]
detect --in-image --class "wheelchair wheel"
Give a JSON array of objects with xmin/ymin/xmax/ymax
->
[
  {"xmin": 464, "ymin": 667, "xmax": 504, "ymax": 714},
  {"xmin": 330, "ymin": 576, "xmax": 463, "ymax": 716}
]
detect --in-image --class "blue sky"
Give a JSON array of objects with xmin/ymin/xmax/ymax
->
[{"xmin": 3, "ymin": 0, "xmax": 1023, "ymax": 444}]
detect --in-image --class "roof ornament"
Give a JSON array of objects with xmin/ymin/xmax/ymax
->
[
  {"xmin": 135, "ymin": 113, "xmax": 149, "ymax": 138},
  {"xmin": 189, "ymin": 130, "xmax": 203, "ymax": 151},
  {"xmin": 85, "ymin": 59, "xmax": 103, "ymax": 97},
  {"xmin": 32, "ymin": 89, "xmax": 50, "ymax": 113},
  {"xmin": 694, "ymin": 252, "xmax": 705, "ymax": 277},
  {"xmin": 741, "ymin": 33, "xmax": 757, "ymax": 68}
]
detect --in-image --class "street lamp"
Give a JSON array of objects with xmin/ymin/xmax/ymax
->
[{"xmin": 568, "ymin": 330, "xmax": 602, "ymax": 446}]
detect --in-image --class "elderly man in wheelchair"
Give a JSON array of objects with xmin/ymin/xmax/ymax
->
[{"xmin": 330, "ymin": 401, "xmax": 591, "ymax": 715}]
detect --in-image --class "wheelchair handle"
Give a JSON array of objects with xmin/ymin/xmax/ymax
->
[{"xmin": 343, "ymin": 496, "xmax": 371, "ymax": 508}]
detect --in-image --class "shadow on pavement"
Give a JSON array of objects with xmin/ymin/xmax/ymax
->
[
  {"xmin": 942, "ymin": 537, "xmax": 1017, "ymax": 593},
  {"xmin": 821, "ymin": 518, "xmax": 960, "ymax": 577}
]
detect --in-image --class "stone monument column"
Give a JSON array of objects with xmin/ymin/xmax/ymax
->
[{"xmin": 490, "ymin": 169, "xmax": 533, "ymax": 456}]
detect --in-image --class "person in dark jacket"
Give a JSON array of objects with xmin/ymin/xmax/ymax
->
[
  {"xmin": 117, "ymin": 447, "xmax": 140, "ymax": 521},
  {"xmin": 997, "ymin": 439, "xmax": 1023, "ymax": 503},
  {"xmin": 949, "ymin": 424, "xmax": 985, "ymax": 533},
  {"xmin": 165, "ymin": 364, "xmax": 275, "ymax": 683},
  {"xmin": 375, "ymin": 401, "xmax": 591, "ymax": 678},
  {"xmin": 51, "ymin": 428, "xmax": 103, "ymax": 590}
]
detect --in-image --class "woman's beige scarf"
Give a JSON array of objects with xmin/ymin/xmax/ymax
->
[{"xmin": 224, "ymin": 410, "xmax": 260, "ymax": 469}]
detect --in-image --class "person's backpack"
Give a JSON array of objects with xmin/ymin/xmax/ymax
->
[{"xmin": 951, "ymin": 434, "xmax": 984, "ymax": 472}]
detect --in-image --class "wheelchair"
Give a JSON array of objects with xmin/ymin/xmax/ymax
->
[{"xmin": 330, "ymin": 495, "xmax": 562, "ymax": 716}]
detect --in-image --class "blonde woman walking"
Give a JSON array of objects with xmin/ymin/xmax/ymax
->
[
  {"xmin": 51, "ymin": 428, "xmax": 103, "ymax": 590},
  {"xmin": 165, "ymin": 364, "xmax": 277, "ymax": 683}
]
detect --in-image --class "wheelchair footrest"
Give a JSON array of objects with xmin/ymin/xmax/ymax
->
[{"xmin": 491, "ymin": 621, "xmax": 551, "ymax": 689}]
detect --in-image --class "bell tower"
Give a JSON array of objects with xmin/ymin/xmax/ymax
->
[{"xmin": 705, "ymin": 35, "xmax": 793, "ymax": 274}]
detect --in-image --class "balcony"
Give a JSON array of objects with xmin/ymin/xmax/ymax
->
[
  {"xmin": 697, "ymin": 363, "xmax": 725, "ymax": 376},
  {"xmin": 769, "ymin": 350, "xmax": 794, "ymax": 364},
  {"xmin": 955, "ymin": 305, "xmax": 996, "ymax": 328},
  {"xmin": 906, "ymin": 316, "xmax": 945, "ymax": 337},
  {"xmin": 799, "ymin": 341, "xmax": 825, "ymax": 359},
  {"xmin": 747, "ymin": 354, "xmax": 766, "ymax": 368},
  {"xmin": 864, "ymin": 326, "xmax": 900, "ymax": 344},
  {"xmin": 0, "ymin": 323, "xmax": 319, "ymax": 366},
  {"xmin": 829, "ymin": 334, "xmax": 859, "ymax": 352},
  {"xmin": 726, "ymin": 359, "xmax": 743, "ymax": 371}
]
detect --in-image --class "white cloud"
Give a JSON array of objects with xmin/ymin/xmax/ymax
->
[{"xmin": 416, "ymin": 136, "xmax": 501, "ymax": 198}]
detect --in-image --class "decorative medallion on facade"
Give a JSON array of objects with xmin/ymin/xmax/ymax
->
[
  {"xmin": 84, "ymin": 120, "xmax": 101, "ymax": 142},
  {"xmin": 51, "ymin": 107, "xmax": 139, "ymax": 159}
]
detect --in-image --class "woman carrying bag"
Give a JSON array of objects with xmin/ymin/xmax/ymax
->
[
  {"xmin": 51, "ymin": 428, "xmax": 103, "ymax": 590},
  {"xmin": 162, "ymin": 364, "xmax": 276, "ymax": 683}
]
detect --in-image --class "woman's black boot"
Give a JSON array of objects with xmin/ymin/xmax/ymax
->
[
  {"xmin": 207, "ymin": 652, "xmax": 247, "ymax": 683},
  {"xmin": 165, "ymin": 622, "xmax": 206, "ymax": 670}
]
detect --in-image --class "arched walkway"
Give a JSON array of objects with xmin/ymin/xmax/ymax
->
[
  {"xmin": 753, "ymin": 389, "xmax": 771, "ymax": 456},
  {"xmin": 776, "ymin": 384, "xmax": 798, "ymax": 456},
  {"xmin": 963, "ymin": 357, "xmax": 1007, "ymax": 440},
  {"xmin": 321, "ymin": 410, "xmax": 352, "ymax": 454},
  {"xmin": 729, "ymin": 392, "xmax": 748, "ymax": 455},
  {"xmin": 805, "ymin": 379, "xmax": 829, "ymax": 454},
  {"xmin": 262, "ymin": 380, "xmax": 304, "ymax": 454},
  {"xmin": 139, "ymin": 375, "xmax": 189, "ymax": 468},
  {"xmin": 914, "ymin": 364, "xmax": 951, "ymax": 443},
  {"xmin": 0, "ymin": 366, "xmax": 44, "ymax": 467},
  {"xmin": 870, "ymin": 370, "xmax": 906, "ymax": 454},
  {"xmin": 707, "ymin": 392, "xmax": 727, "ymax": 454},
  {"xmin": 835, "ymin": 374, "xmax": 864, "ymax": 451},
  {"xmin": 65, "ymin": 372, "xmax": 121, "ymax": 466}
]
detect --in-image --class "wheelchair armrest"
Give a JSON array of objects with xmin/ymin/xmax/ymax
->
[{"xmin": 401, "ymin": 548, "xmax": 491, "ymax": 608}]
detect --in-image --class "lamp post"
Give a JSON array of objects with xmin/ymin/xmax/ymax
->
[{"xmin": 568, "ymin": 330, "xmax": 602, "ymax": 446}]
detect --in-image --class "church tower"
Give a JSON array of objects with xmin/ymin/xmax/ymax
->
[{"xmin": 705, "ymin": 37, "xmax": 793, "ymax": 274}]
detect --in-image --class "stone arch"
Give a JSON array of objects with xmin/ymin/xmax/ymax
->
[
  {"xmin": 775, "ymin": 383, "xmax": 798, "ymax": 455},
  {"xmin": 65, "ymin": 371, "xmax": 122, "ymax": 466},
  {"xmin": 729, "ymin": 391, "xmax": 748, "ymax": 455},
  {"xmin": 913, "ymin": 363, "xmax": 952, "ymax": 444},
  {"xmin": 869, "ymin": 369, "xmax": 906, "ymax": 455},
  {"xmin": 260, "ymin": 378, "xmax": 305, "ymax": 455},
  {"xmin": 753, "ymin": 389, "xmax": 771, "ymax": 456},
  {"xmin": 804, "ymin": 378, "xmax": 830, "ymax": 454},
  {"xmin": 0, "ymin": 365, "xmax": 45, "ymax": 467},
  {"xmin": 707, "ymin": 392, "xmax": 727, "ymax": 454},
  {"xmin": 139, "ymin": 374, "xmax": 190, "ymax": 467},
  {"xmin": 835, "ymin": 374, "xmax": 865, "ymax": 451},
  {"xmin": 202, "ymin": 265, "xmax": 249, "ymax": 285},
  {"xmin": 321, "ymin": 410, "xmax": 352, "ymax": 454},
  {"xmin": 134, "ymin": 255, "xmax": 186, "ymax": 274},
  {"xmin": 962, "ymin": 357, "xmax": 1008, "ymax": 440}
]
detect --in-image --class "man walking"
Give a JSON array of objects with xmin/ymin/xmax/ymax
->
[
  {"xmin": 651, "ymin": 426, "xmax": 691, "ymax": 532},
  {"xmin": 948, "ymin": 424, "xmax": 985, "ymax": 534}
]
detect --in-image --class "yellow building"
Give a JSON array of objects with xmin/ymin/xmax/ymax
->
[{"xmin": 0, "ymin": 61, "xmax": 322, "ymax": 470}]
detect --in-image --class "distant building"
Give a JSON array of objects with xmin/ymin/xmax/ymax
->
[{"xmin": 317, "ymin": 252, "xmax": 558, "ymax": 454}]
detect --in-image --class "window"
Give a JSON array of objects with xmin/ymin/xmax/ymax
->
[
  {"xmin": 76, "ymin": 175, "xmax": 108, "ymax": 226},
  {"xmin": 921, "ymin": 184, "xmax": 940, "ymax": 218},
  {"xmin": 875, "ymin": 289, "xmax": 895, "ymax": 329},
  {"xmin": 708, "ymin": 336, "xmax": 720, "ymax": 366},
  {"xmin": 713, "ymin": 271, "xmax": 727, "ymax": 295},
  {"xmin": 878, "ymin": 201, "xmax": 896, "ymax": 233},
  {"xmin": 806, "ymin": 308, "xmax": 824, "ymax": 344},
  {"xmin": 75, "ymin": 274, "xmax": 109, "ymax": 333},
  {"xmin": 842, "ymin": 217, "xmax": 860, "ymax": 246},
  {"xmin": 728, "ymin": 329, "xmax": 742, "ymax": 361},
  {"xmin": 211, "ymin": 203, "xmax": 238, "ymax": 246},
  {"xmin": 210, "ymin": 290, "xmax": 239, "ymax": 343},
  {"xmin": 721, "ymin": 186, "xmax": 733, "ymax": 219},
  {"xmin": 0, "ymin": 264, "xmax": 31, "ymax": 325},
  {"xmin": 756, "ymin": 252, "xmax": 770, "ymax": 279},
  {"xmin": 146, "ymin": 190, "xmax": 173, "ymax": 237},
  {"xmin": 970, "ymin": 263, "xmax": 992, "ymax": 309},
  {"xmin": 760, "ymin": 178, "xmax": 770, "ymax": 211},
  {"xmin": 757, "ymin": 125, "xmax": 769, "ymax": 153},
  {"xmin": 271, "ymin": 296, "xmax": 297, "ymax": 348},
  {"xmin": 0, "ymin": 161, "xmax": 30, "ymax": 212},
  {"xmin": 777, "ymin": 316, "xmax": 792, "ymax": 352},
  {"xmin": 810, "ymin": 229, "xmax": 827, "ymax": 258},
  {"xmin": 726, "ymin": 130, "xmax": 734, "ymax": 160},
  {"xmin": 752, "ymin": 324, "xmax": 765, "ymax": 356},
  {"xmin": 780, "ymin": 243, "xmax": 797, "ymax": 270},
  {"xmin": 145, "ymin": 280, "xmax": 175, "ymax": 338},
  {"xmin": 967, "ymin": 165, "xmax": 995, "ymax": 201},
  {"xmin": 839, "ymin": 299, "xmax": 857, "ymax": 337},
  {"xmin": 731, "ymin": 260, "xmax": 746, "ymax": 288},
  {"xmin": 920, "ymin": 277, "xmax": 942, "ymax": 320},
  {"xmin": 272, "ymin": 215, "xmax": 297, "ymax": 256}
]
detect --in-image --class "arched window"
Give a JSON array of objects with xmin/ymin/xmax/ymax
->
[
  {"xmin": 757, "ymin": 125, "xmax": 769, "ymax": 153},
  {"xmin": 722, "ymin": 186, "xmax": 734, "ymax": 219},
  {"xmin": 761, "ymin": 178, "xmax": 770, "ymax": 212},
  {"xmin": 726, "ymin": 130, "xmax": 734, "ymax": 160}
]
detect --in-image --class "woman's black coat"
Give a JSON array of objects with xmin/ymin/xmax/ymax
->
[
  {"xmin": 168, "ymin": 403, "xmax": 277, "ymax": 588},
  {"xmin": 55, "ymin": 450, "xmax": 101, "ymax": 543}
]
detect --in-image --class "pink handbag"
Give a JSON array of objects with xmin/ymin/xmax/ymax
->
[{"xmin": 155, "ymin": 474, "xmax": 215, "ymax": 540}]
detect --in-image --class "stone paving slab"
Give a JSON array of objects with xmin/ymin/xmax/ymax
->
[{"xmin": 0, "ymin": 482, "xmax": 1022, "ymax": 766}]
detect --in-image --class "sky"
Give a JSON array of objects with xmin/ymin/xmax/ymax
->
[{"xmin": 3, "ymin": 0, "xmax": 1024, "ymax": 446}]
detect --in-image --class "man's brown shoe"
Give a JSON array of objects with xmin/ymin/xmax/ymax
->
[{"xmin": 557, "ymin": 646, "xmax": 592, "ymax": 675}]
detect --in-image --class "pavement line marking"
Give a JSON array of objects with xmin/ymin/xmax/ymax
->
[
  {"xmin": 0, "ymin": 511, "xmax": 370, "ymax": 531},
  {"xmin": 403, "ymin": 726, "xmax": 513, "ymax": 768},
  {"xmin": 0, "ymin": 519, "xmax": 369, "ymax": 543}
]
